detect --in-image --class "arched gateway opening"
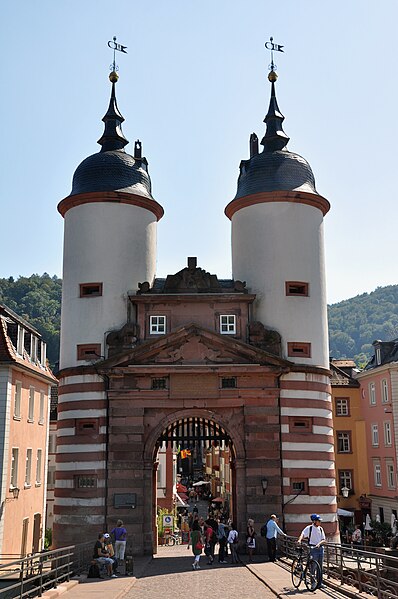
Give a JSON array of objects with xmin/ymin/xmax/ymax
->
[{"xmin": 144, "ymin": 410, "xmax": 245, "ymax": 555}]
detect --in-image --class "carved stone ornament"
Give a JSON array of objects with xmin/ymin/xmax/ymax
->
[
  {"xmin": 106, "ymin": 322, "xmax": 139, "ymax": 357},
  {"xmin": 248, "ymin": 321, "xmax": 282, "ymax": 356}
]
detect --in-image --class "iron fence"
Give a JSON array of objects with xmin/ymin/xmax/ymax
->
[
  {"xmin": 278, "ymin": 535, "xmax": 398, "ymax": 598},
  {"xmin": 0, "ymin": 541, "xmax": 93, "ymax": 599}
]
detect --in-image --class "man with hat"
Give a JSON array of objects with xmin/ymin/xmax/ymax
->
[
  {"xmin": 298, "ymin": 514, "xmax": 326, "ymax": 587},
  {"xmin": 265, "ymin": 514, "xmax": 286, "ymax": 562}
]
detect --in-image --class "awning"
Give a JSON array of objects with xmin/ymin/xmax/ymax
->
[
  {"xmin": 337, "ymin": 508, "xmax": 354, "ymax": 517},
  {"xmin": 175, "ymin": 493, "xmax": 189, "ymax": 507}
]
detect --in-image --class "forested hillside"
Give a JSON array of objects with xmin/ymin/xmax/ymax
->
[
  {"xmin": 0, "ymin": 274, "xmax": 61, "ymax": 368},
  {"xmin": 0, "ymin": 275, "xmax": 397, "ymax": 369},
  {"xmin": 328, "ymin": 285, "xmax": 398, "ymax": 367}
]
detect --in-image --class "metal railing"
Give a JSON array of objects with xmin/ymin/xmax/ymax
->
[
  {"xmin": 0, "ymin": 542, "xmax": 93, "ymax": 599},
  {"xmin": 278, "ymin": 535, "xmax": 398, "ymax": 598}
]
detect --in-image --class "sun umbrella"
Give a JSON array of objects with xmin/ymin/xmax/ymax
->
[
  {"xmin": 212, "ymin": 497, "xmax": 224, "ymax": 503},
  {"xmin": 193, "ymin": 480, "xmax": 211, "ymax": 486},
  {"xmin": 365, "ymin": 514, "xmax": 372, "ymax": 531},
  {"xmin": 178, "ymin": 493, "xmax": 189, "ymax": 501},
  {"xmin": 391, "ymin": 513, "xmax": 397, "ymax": 535},
  {"xmin": 177, "ymin": 484, "xmax": 188, "ymax": 493}
]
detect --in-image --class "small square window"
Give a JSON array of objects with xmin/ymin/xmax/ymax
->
[
  {"xmin": 79, "ymin": 283, "xmax": 103, "ymax": 297},
  {"xmin": 285, "ymin": 282, "xmax": 309, "ymax": 296},
  {"xmin": 151, "ymin": 378, "xmax": 167, "ymax": 390},
  {"xmin": 74, "ymin": 475, "xmax": 97, "ymax": 489},
  {"xmin": 287, "ymin": 342, "xmax": 311, "ymax": 358},
  {"xmin": 77, "ymin": 344, "xmax": 101, "ymax": 361},
  {"xmin": 221, "ymin": 377, "xmax": 237, "ymax": 389},
  {"xmin": 150, "ymin": 316, "xmax": 166, "ymax": 334},
  {"xmin": 291, "ymin": 479, "xmax": 308, "ymax": 494},
  {"xmin": 76, "ymin": 419, "xmax": 99, "ymax": 434},
  {"xmin": 289, "ymin": 417, "xmax": 313, "ymax": 432},
  {"xmin": 220, "ymin": 315, "xmax": 236, "ymax": 335}
]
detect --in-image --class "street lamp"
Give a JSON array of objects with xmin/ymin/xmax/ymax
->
[
  {"xmin": 341, "ymin": 486, "xmax": 350, "ymax": 498},
  {"xmin": 261, "ymin": 478, "xmax": 268, "ymax": 495}
]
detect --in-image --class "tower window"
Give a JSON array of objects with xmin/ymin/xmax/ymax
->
[
  {"xmin": 80, "ymin": 283, "xmax": 103, "ymax": 297},
  {"xmin": 150, "ymin": 316, "xmax": 166, "ymax": 334},
  {"xmin": 289, "ymin": 417, "xmax": 312, "ymax": 432},
  {"xmin": 77, "ymin": 344, "xmax": 101, "ymax": 361},
  {"xmin": 285, "ymin": 281, "xmax": 309, "ymax": 296},
  {"xmin": 151, "ymin": 378, "xmax": 167, "ymax": 390},
  {"xmin": 77, "ymin": 419, "xmax": 99, "ymax": 434},
  {"xmin": 291, "ymin": 479, "xmax": 308, "ymax": 494},
  {"xmin": 220, "ymin": 315, "xmax": 236, "ymax": 335},
  {"xmin": 75, "ymin": 475, "xmax": 97, "ymax": 489},
  {"xmin": 287, "ymin": 342, "xmax": 311, "ymax": 358},
  {"xmin": 221, "ymin": 377, "xmax": 237, "ymax": 389}
]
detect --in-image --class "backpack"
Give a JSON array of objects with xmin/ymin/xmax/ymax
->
[
  {"xmin": 260, "ymin": 524, "xmax": 268, "ymax": 537},
  {"xmin": 88, "ymin": 563, "xmax": 100, "ymax": 578}
]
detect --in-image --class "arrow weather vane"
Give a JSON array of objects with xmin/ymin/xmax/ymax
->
[
  {"xmin": 265, "ymin": 36, "xmax": 284, "ymax": 72},
  {"xmin": 108, "ymin": 36, "xmax": 128, "ymax": 72}
]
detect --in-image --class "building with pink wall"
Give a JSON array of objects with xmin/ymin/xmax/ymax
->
[
  {"xmin": 0, "ymin": 303, "xmax": 56, "ymax": 555},
  {"xmin": 356, "ymin": 340, "xmax": 398, "ymax": 524}
]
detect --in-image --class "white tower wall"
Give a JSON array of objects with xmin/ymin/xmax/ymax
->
[
  {"xmin": 60, "ymin": 201, "xmax": 157, "ymax": 369},
  {"xmin": 231, "ymin": 200, "xmax": 329, "ymax": 368}
]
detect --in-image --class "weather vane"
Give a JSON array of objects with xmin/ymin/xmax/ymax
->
[
  {"xmin": 265, "ymin": 37, "xmax": 284, "ymax": 72},
  {"xmin": 107, "ymin": 36, "xmax": 128, "ymax": 73}
]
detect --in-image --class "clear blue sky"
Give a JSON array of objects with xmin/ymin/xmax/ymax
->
[{"xmin": 1, "ymin": 0, "xmax": 397, "ymax": 304}]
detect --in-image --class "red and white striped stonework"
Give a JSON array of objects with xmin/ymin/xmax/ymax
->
[
  {"xmin": 280, "ymin": 371, "xmax": 339, "ymax": 541},
  {"xmin": 53, "ymin": 372, "xmax": 107, "ymax": 545}
]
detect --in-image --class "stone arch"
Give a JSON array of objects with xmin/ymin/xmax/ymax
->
[{"xmin": 143, "ymin": 407, "xmax": 246, "ymax": 463}]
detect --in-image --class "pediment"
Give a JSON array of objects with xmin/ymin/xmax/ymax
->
[{"xmin": 99, "ymin": 323, "xmax": 291, "ymax": 370}]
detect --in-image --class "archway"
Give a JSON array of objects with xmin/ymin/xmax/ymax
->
[{"xmin": 144, "ymin": 409, "xmax": 246, "ymax": 554}]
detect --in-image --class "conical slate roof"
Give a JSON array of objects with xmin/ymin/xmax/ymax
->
[
  {"xmin": 234, "ymin": 70, "xmax": 318, "ymax": 199},
  {"xmin": 69, "ymin": 73, "xmax": 153, "ymax": 199}
]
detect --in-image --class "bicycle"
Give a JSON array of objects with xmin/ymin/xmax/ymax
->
[
  {"xmin": 291, "ymin": 544, "xmax": 322, "ymax": 591},
  {"xmin": 165, "ymin": 532, "xmax": 182, "ymax": 546}
]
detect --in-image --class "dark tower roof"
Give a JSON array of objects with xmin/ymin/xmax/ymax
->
[
  {"xmin": 69, "ymin": 72, "xmax": 153, "ymax": 199},
  {"xmin": 234, "ymin": 69, "xmax": 318, "ymax": 199}
]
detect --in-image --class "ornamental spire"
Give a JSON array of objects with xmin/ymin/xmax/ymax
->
[
  {"xmin": 97, "ymin": 37, "xmax": 129, "ymax": 152},
  {"xmin": 260, "ymin": 37, "xmax": 289, "ymax": 152}
]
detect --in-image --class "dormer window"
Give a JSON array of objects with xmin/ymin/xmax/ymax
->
[
  {"xmin": 220, "ymin": 315, "xmax": 236, "ymax": 335},
  {"xmin": 17, "ymin": 326, "xmax": 24, "ymax": 355},
  {"xmin": 150, "ymin": 316, "xmax": 166, "ymax": 335},
  {"xmin": 376, "ymin": 347, "xmax": 381, "ymax": 365}
]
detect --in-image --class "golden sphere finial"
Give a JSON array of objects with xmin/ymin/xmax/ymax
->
[
  {"xmin": 268, "ymin": 70, "xmax": 278, "ymax": 83},
  {"xmin": 109, "ymin": 70, "xmax": 119, "ymax": 83}
]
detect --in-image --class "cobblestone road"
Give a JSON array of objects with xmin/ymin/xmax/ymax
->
[{"xmin": 126, "ymin": 545, "xmax": 275, "ymax": 599}]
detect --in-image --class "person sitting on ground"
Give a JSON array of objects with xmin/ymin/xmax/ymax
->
[
  {"xmin": 104, "ymin": 534, "xmax": 118, "ymax": 575},
  {"xmin": 93, "ymin": 533, "xmax": 115, "ymax": 578}
]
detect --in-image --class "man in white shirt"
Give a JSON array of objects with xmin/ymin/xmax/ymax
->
[{"xmin": 298, "ymin": 514, "xmax": 326, "ymax": 587}]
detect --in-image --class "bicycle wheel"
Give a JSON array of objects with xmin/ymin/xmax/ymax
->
[
  {"xmin": 166, "ymin": 536, "xmax": 175, "ymax": 546},
  {"xmin": 291, "ymin": 557, "xmax": 303, "ymax": 588},
  {"xmin": 304, "ymin": 558, "xmax": 321, "ymax": 592}
]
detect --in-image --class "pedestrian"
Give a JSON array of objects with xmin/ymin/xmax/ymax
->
[
  {"xmin": 351, "ymin": 525, "xmax": 362, "ymax": 549},
  {"xmin": 264, "ymin": 514, "xmax": 286, "ymax": 562},
  {"xmin": 193, "ymin": 504, "xmax": 199, "ymax": 515},
  {"xmin": 227, "ymin": 522, "xmax": 239, "ymax": 564},
  {"xmin": 111, "ymin": 519, "xmax": 127, "ymax": 562},
  {"xmin": 188, "ymin": 520, "xmax": 204, "ymax": 570},
  {"xmin": 246, "ymin": 519, "xmax": 256, "ymax": 562},
  {"xmin": 204, "ymin": 522, "xmax": 215, "ymax": 564},
  {"xmin": 217, "ymin": 519, "xmax": 228, "ymax": 563},
  {"xmin": 297, "ymin": 514, "xmax": 326, "ymax": 588}
]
